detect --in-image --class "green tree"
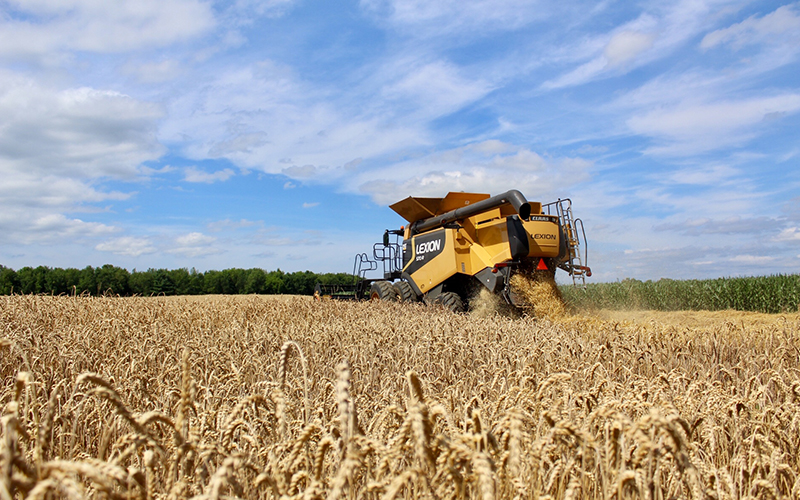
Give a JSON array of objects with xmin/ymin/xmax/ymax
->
[
  {"xmin": 0, "ymin": 266, "xmax": 19, "ymax": 294},
  {"xmin": 96, "ymin": 264, "xmax": 130, "ymax": 295},
  {"xmin": 187, "ymin": 268, "xmax": 204, "ymax": 295},
  {"xmin": 17, "ymin": 266, "xmax": 48, "ymax": 294},
  {"xmin": 151, "ymin": 270, "xmax": 176, "ymax": 295},
  {"xmin": 203, "ymin": 270, "xmax": 223, "ymax": 294},
  {"xmin": 245, "ymin": 269, "xmax": 267, "ymax": 294},
  {"xmin": 264, "ymin": 270, "xmax": 284, "ymax": 294},
  {"xmin": 169, "ymin": 269, "xmax": 191, "ymax": 295},
  {"xmin": 77, "ymin": 266, "xmax": 96, "ymax": 295},
  {"xmin": 284, "ymin": 270, "xmax": 317, "ymax": 295},
  {"xmin": 45, "ymin": 267, "xmax": 71, "ymax": 295}
]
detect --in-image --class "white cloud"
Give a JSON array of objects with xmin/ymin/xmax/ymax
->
[
  {"xmin": 627, "ymin": 94, "xmax": 800, "ymax": 155},
  {"xmin": 0, "ymin": 73, "xmax": 166, "ymax": 250},
  {"xmin": 381, "ymin": 60, "xmax": 494, "ymax": 118},
  {"xmin": 776, "ymin": 227, "xmax": 800, "ymax": 241},
  {"xmin": 0, "ymin": 75, "xmax": 165, "ymax": 178},
  {"xmin": 207, "ymin": 219, "xmax": 259, "ymax": 232},
  {"xmin": 666, "ymin": 165, "xmax": 740, "ymax": 185},
  {"xmin": 360, "ymin": 0, "xmax": 546, "ymax": 36},
  {"xmin": 122, "ymin": 59, "xmax": 183, "ymax": 84},
  {"xmin": 729, "ymin": 254, "xmax": 777, "ymax": 264},
  {"xmin": 604, "ymin": 31, "xmax": 655, "ymax": 67},
  {"xmin": 354, "ymin": 140, "xmax": 592, "ymax": 204},
  {"xmin": 183, "ymin": 167, "xmax": 235, "ymax": 183},
  {"xmin": 167, "ymin": 232, "xmax": 221, "ymax": 257},
  {"xmin": 343, "ymin": 158, "xmax": 363, "ymax": 171},
  {"xmin": 540, "ymin": 1, "xmax": 740, "ymax": 89},
  {"xmin": 0, "ymin": 0, "xmax": 216, "ymax": 60},
  {"xmin": 161, "ymin": 61, "xmax": 425, "ymax": 179},
  {"xmin": 282, "ymin": 165, "xmax": 319, "ymax": 179},
  {"xmin": 96, "ymin": 236, "xmax": 157, "ymax": 257},
  {"xmin": 302, "ymin": 202, "xmax": 320, "ymax": 208},
  {"xmin": 0, "ymin": 212, "xmax": 117, "ymax": 245},
  {"xmin": 655, "ymin": 216, "xmax": 783, "ymax": 236},
  {"xmin": 541, "ymin": 57, "xmax": 608, "ymax": 90},
  {"xmin": 175, "ymin": 232, "xmax": 216, "ymax": 246},
  {"xmin": 701, "ymin": 4, "xmax": 800, "ymax": 50}
]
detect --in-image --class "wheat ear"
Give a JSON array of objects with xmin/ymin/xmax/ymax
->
[{"xmin": 279, "ymin": 340, "xmax": 310, "ymax": 424}]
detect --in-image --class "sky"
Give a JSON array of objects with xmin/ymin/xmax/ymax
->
[{"xmin": 0, "ymin": 0, "xmax": 798, "ymax": 282}]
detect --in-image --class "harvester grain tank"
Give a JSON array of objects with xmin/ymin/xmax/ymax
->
[{"xmin": 314, "ymin": 190, "xmax": 591, "ymax": 312}]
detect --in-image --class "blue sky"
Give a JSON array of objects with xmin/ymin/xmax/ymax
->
[{"xmin": 0, "ymin": 0, "xmax": 798, "ymax": 282}]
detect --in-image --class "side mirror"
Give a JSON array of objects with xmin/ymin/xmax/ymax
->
[{"xmin": 383, "ymin": 231, "xmax": 390, "ymax": 246}]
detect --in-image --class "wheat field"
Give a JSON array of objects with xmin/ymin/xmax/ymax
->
[{"xmin": 2, "ymin": 294, "xmax": 800, "ymax": 500}]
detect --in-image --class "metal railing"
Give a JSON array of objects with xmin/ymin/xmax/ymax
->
[{"xmin": 542, "ymin": 198, "xmax": 589, "ymax": 287}]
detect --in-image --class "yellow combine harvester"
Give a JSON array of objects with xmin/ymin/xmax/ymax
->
[{"xmin": 315, "ymin": 190, "xmax": 591, "ymax": 312}]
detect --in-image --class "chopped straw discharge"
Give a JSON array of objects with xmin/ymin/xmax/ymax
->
[
  {"xmin": 2, "ymin": 294, "xmax": 800, "ymax": 500},
  {"xmin": 509, "ymin": 272, "xmax": 568, "ymax": 320}
]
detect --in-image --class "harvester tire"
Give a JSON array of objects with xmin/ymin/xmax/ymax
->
[
  {"xmin": 393, "ymin": 281, "xmax": 417, "ymax": 303},
  {"xmin": 433, "ymin": 292, "xmax": 465, "ymax": 313},
  {"xmin": 370, "ymin": 281, "xmax": 398, "ymax": 302}
]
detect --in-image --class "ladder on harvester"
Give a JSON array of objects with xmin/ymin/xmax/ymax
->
[{"xmin": 542, "ymin": 198, "xmax": 590, "ymax": 287}]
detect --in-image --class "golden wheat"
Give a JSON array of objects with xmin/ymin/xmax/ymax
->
[{"xmin": 1, "ymin": 294, "xmax": 799, "ymax": 499}]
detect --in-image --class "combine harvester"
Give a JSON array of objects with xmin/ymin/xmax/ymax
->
[{"xmin": 315, "ymin": 190, "xmax": 591, "ymax": 313}]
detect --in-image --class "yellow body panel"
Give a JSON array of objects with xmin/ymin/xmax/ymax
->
[
  {"xmin": 403, "ymin": 229, "xmax": 458, "ymax": 292},
  {"xmin": 475, "ymin": 219, "xmax": 513, "ymax": 263},
  {"xmin": 523, "ymin": 218, "xmax": 560, "ymax": 258}
]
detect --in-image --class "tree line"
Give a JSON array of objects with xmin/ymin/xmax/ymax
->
[{"xmin": 0, "ymin": 265, "xmax": 355, "ymax": 296}]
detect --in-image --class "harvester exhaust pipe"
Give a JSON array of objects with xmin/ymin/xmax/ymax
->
[{"xmin": 410, "ymin": 189, "xmax": 532, "ymax": 235}]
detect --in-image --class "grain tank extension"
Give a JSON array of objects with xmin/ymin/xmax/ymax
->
[{"xmin": 314, "ymin": 190, "xmax": 591, "ymax": 312}]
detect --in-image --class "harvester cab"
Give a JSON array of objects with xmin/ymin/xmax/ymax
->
[{"xmin": 314, "ymin": 189, "xmax": 591, "ymax": 313}]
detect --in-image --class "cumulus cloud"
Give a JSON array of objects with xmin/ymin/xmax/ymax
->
[
  {"xmin": 776, "ymin": 227, "xmax": 800, "ymax": 241},
  {"xmin": 354, "ymin": 140, "xmax": 592, "ymax": 204},
  {"xmin": 0, "ymin": 78, "xmax": 165, "ymax": 178},
  {"xmin": 96, "ymin": 236, "xmax": 157, "ymax": 257},
  {"xmin": 0, "ymin": 0, "xmax": 216, "ymax": 60},
  {"xmin": 302, "ymin": 202, "xmax": 320, "ymax": 208},
  {"xmin": 0, "ymin": 212, "xmax": 117, "ymax": 245},
  {"xmin": 0, "ymin": 73, "xmax": 166, "ymax": 246},
  {"xmin": 167, "ymin": 232, "xmax": 222, "ymax": 257}
]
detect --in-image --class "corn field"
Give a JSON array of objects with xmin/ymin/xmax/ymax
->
[
  {"xmin": 2, "ymin": 294, "xmax": 800, "ymax": 500},
  {"xmin": 560, "ymin": 275, "xmax": 800, "ymax": 314}
]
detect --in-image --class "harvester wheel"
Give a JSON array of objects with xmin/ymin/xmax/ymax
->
[
  {"xmin": 433, "ymin": 292, "xmax": 465, "ymax": 313},
  {"xmin": 393, "ymin": 281, "xmax": 417, "ymax": 303},
  {"xmin": 370, "ymin": 281, "xmax": 398, "ymax": 302}
]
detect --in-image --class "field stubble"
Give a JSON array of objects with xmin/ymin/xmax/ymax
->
[{"xmin": 2, "ymin": 294, "xmax": 800, "ymax": 500}]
